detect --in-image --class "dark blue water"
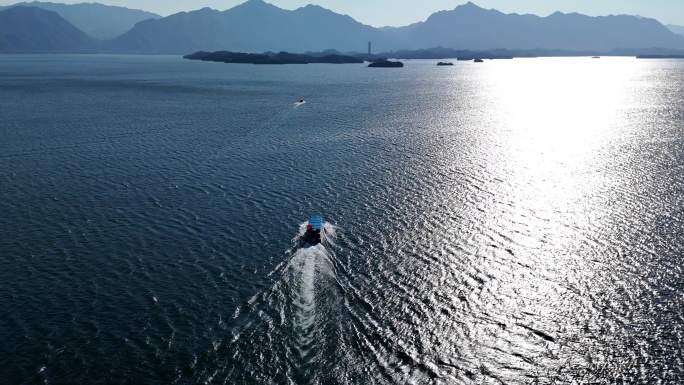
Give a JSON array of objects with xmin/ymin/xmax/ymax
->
[{"xmin": 1, "ymin": 55, "xmax": 683, "ymax": 384}]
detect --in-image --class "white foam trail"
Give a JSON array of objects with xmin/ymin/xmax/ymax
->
[
  {"xmin": 287, "ymin": 247, "xmax": 325, "ymax": 343},
  {"xmin": 293, "ymin": 251, "xmax": 317, "ymax": 341},
  {"xmin": 321, "ymin": 222, "xmax": 337, "ymax": 245},
  {"xmin": 223, "ymin": 220, "xmax": 341, "ymax": 381},
  {"xmin": 286, "ymin": 223, "xmax": 338, "ymax": 350}
]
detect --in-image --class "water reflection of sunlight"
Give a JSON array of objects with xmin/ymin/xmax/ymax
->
[
  {"xmin": 494, "ymin": 59, "xmax": 634, "ymax": 159},
  {"xmin": 346, "ymin": 57, "xmax": 678, "ymax": 383},
  {"xmin": 478, "ymin": 58, "xmax": 642, "ymax": 219},
  {"xmin": 423, "ymin": 57, "xmax": 664, "ymax": 381}
]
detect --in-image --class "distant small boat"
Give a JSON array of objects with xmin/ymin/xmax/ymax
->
[
  {"xmin": 591, "ymin": 56, "xmax": 600, "ymax": 59},
  {"xmin": 473, "ymin": 58, "xmax": 484, "ymax": 63},
  {"xmin": 437, "ymin": 62, "xmax": 454, "ymax": 66}
]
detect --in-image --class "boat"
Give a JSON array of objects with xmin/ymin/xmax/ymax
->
[
  {"xmin": 473, "ymin": 58, "xmax": 484, "ymax": 63},
  {"xmin": 591, "ymin": 56, "xmax": 600, "ymax": 59},
  {"xmin": 300, "ymin": 215, "xmax": 323, "ymax": 247},
  {"xmin": 437, "ymin": 62, "xmax": 454, "ymax": 66}
]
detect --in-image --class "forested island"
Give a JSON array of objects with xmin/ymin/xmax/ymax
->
[
  {"xmin": 367, "ymin": 59, "xmax": 404, "ymax": 68},
  {"xmin": 183, "ymin": 51, "xmax": 364, "ymax": 64}
]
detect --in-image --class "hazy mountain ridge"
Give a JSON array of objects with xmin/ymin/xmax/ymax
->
[
  {"xmin": 0, "ymin": 6, "xmax": 98, "ymax": 53},
  {"xmin": 107, "ymin": 0, "xmax": 684, "ymax": 54},
  {"xmin": 667, "ymin": 24, "xmax": 684, "ymax": 36},
  {"xmin": 105, "ymin": 0, "xmax": 390, "ymax": 54},
  {"xmin": 392, "ymin": 2, "xmax": 684, "ymax": 51},
  {"xmin": 0, "ymin": 1, "xmax": 159, "ymax": 39},
  {"xmin": 1, "ymin": 0, "xmax": 683, "ymax": 55}
]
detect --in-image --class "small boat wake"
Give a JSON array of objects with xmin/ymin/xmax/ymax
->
[
  {"xmin": 219, "ymin": 217, "xmax": 343, "ymax": 383},
  {"xmin": 286, "ymin": 245, "xmax": 335, "ymax": 354}
]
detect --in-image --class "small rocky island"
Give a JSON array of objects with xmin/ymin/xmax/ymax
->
[
  {"xmin": 183, "ymin": 51, "xmax": 364, "ymax": 64},
  {"xmin": 367, "ymin": 58, "xmax": 404, "ymax": 68}
]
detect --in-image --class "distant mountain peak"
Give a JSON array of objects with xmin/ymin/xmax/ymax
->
[
  {"xmin": 301, "ymin": 4, "xmax": 327, "ymax": 10},
  {"xmin": 232, "ymin": 0, "xmax": 280, "ymax": 12},
  {"xmin": 296, "ymin": 3, "xmax": 339, "ymax": 15},
  {"xmin": 457, "ymin": 2, "xmax": 484, "ymax": 10},
  {"xmin": 239, "ymin": 0, "xmax": 269, "ymax": 6},
  {"xmin": 452, "ymin": 2, "xmax": 501, "ymax": 16}
]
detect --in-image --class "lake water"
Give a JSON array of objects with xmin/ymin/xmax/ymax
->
[{"xmin": 1, "ymin": 55, "xmax": 683, "ymax": 384}]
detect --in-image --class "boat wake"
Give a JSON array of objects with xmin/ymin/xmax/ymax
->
[
  {"xmin": 218, "ymin": 220, "xmax": 343, "ymax": 384},
  {"xmin": 286, "ymin": 245, "xmax": 335, "ymax": 354}
]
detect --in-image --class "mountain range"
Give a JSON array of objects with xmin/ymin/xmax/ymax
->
[
  {"xmin": 1, "ymin": 0, "xmax": 683, "ymax": 55},
  {"xmin": 0, "ymin": 6, "xmax": 98, "ymax": 53},
  {"xmin": 392, "ymin": 3, "xmax": 684, "ymax": 52},
  {"xmin": 104, "ymin": 1, "xmax": 389, "ymax": 54},
  {"xmin": 0, "ymin": 1, "xmax": 159, "ymax": 39}
]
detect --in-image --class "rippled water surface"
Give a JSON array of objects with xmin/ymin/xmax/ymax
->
[{"xmin": 1, "ymin": 55, "xmax": 683, "ymax": 384}]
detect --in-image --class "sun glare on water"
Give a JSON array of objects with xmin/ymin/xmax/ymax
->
[{"xmin": 460, "ymin": 57, "xmax": 651, "ymax": 224}]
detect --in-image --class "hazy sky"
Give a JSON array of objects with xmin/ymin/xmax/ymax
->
[{"xmin": 3, "ymin": 0, "xmax": 684, "ymax": 27}]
